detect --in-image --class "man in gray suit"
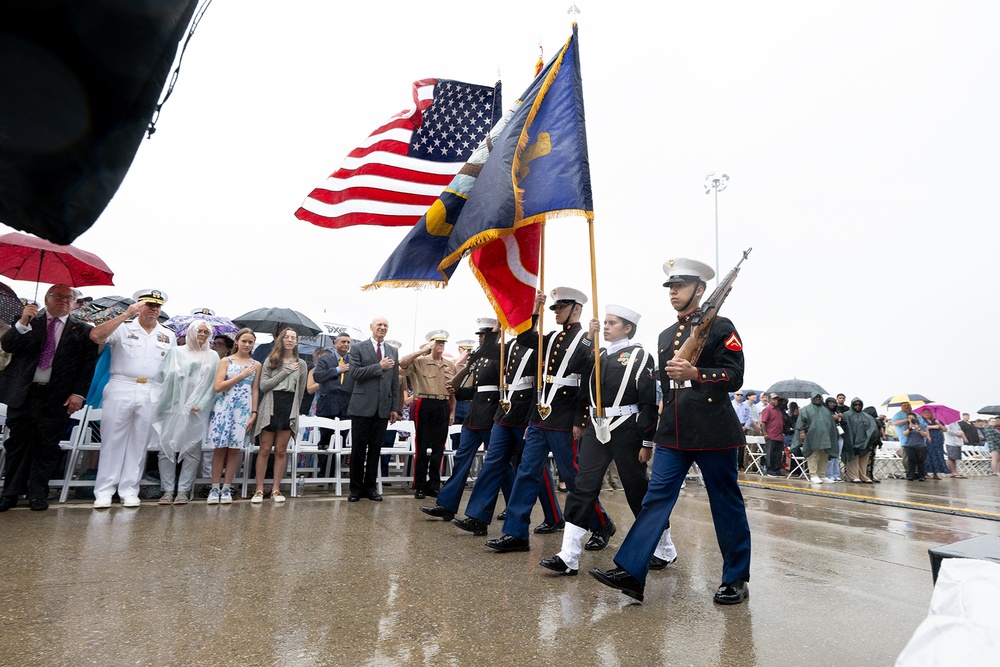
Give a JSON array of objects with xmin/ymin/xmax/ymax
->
[{"xmin": 347, "ymin": 316, "xmax": 400, "ymax": 502}]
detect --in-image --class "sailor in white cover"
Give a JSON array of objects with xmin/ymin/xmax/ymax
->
[{"xmin": 150, "ymin": 319, "xmax": 219, "ymax": 504}]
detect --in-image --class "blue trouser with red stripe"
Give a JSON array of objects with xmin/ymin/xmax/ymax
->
[
  {"xmin": 500, "ymin": 423, "xmax": 611, "ymax": 540},
  {"xmin": 435, "ymin": 425, "xmax": 490, "ymax": 512}
]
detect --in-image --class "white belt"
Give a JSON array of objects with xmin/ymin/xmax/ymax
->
[
  {"xmin": 111, "ymin": 374, "xmax": 151, "ymax": 384},
  {"xmin": 672, "ymin": 380, "xmax": 692, "ymax": 389},
  {"xmin": 591, "ymin": 404, "xmax": 639, "ymax": 419},
  {"xmin": 508, "ymin": 377, "xmax": 535, "ymax": 392},
  {"xmin": 545, "ymin": 375, "xmax": 580, "ymax": 387},
  {"xmin": 477, "ymin": 385, "xmax": 500, "ymax": 392}
]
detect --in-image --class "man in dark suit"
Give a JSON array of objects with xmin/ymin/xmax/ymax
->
[
  {"xmin": 313, "ymin": 333, "xmax": 353, "ymax": 441},
  {"xmin": 346, "ymin": 317, "xmax": 400, "ymax": 502},
  {"xmin": 0, "ymin": 284, "xmax": 98, "ymax": 511}
]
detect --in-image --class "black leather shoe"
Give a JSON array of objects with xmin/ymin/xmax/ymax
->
[
  {"xmin": 452, "ymin": 517, "xmax": 488, "ymax": 535},
  {"xmin": 539, "ymin": 555, "xmax": 578, "ymax": 576},
  {"xmin": 533, "ymin": 520, "xmax": 565, "ymax": 534},
  {"xmin": 29, "ymin": 498, "xmax": 49, "ymax": 511},
  {"xmin": 589, "ymin": 566, "xmax": 644, "ymax": 602},
  {"xmin": 368, "ymin": 492, "xmax": 383, "ymax": 502},
  {"xmin": 347, "ymin": 494, "xmax": 361, "ymax": 503},
  {"xmin": 485, "ymin": 534, "xmax": 530, "ymax": 552},
  {"xmin": 497, "ymin": 509, "xmax": 506, "ymax": 521},
  {"xmin": 649, "ymin": 555, "xmax": 677, "ymax": 570},
  {"xmin": 0, "ymin": 496, "xmax": 17, "ymax": 512},
  {"xmin": 414, "ymin": 490, "xmax": 426, "ymax": 499},
  {"xmin": 426, "ymin": 488, "xmax": 439, "ymax": 497},
  {"xmin": 420, "ymin": 505, "xmax": 455, "ymax": 520},
  {"xmin": 713, "ymin": 580, "xmax": 749, "ymax": 605},
  {"xmin": 585, "ymin": 518, "xmax": 617, "ymax": 551}
]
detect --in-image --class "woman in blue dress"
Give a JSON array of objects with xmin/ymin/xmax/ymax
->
[
  {"xmin": 918, "ymin": 407, "xmax": 950, "ymax": 480},
  {"xmin": 207, "ymin": 328, "xmax": 261, "ymax": 503}
]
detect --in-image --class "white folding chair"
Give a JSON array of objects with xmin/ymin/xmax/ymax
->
[
  {"xmin": 290, "ymin": 415, "xmax": 348, "ymax": 496},
  {"xmin": 441, "ymin": 423, "xmax": 464, "ymax": 481},
  {"xmin": 377, "ymin": 419, "xmax": 415, "ymax": 493},
  {"xmin": 743, "ymin": 436, "xmax": 766, "ymax": 475},
  {"xmin": 59, "ymin": 407, "xmax": 97, "ymax": 502}
]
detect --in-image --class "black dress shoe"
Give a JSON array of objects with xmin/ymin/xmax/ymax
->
[
  {"xmin": 589, "ymin": 566, "xmax": 644, "ymax": 602},
  {"xmin": 368, "ymin": 492, "xmax": 383, "ymax": 502},
  {"xmin": 0, "ymin": 496, "xmax": 17, "ymax": 512},
  {"xmin": 539, "ymin": 555, "xmax": 578, "ymax": 576},
  {"xmin": 426, "ymin": 488, "xmax": 439, "ymax": 497},
  {"xmin": 452, "ymin": 517, "xmax": 488, "ymax": 535},
  {"xmin": 414, "ymin": 490, "xmax": 426, "ymax": 499},
  {"xmin": 533, "ymin": 520, "xmax": 565, "ymax": 534},
  {"xmin": 713, "ymin": 580, "xmax": 749, "ymax": 605},
  {"xmin": 348, "ymin": 494, "xmax": 361, "ymax": 503},
  {"xmin": 585, "ymin": 518, "xmax": 617, "ymax": 551},
  {"xmin": 485, "ymin": 534, "xmax": 530, "ymax": 552},
  {"xmin": 497, "ymin": 509, "xmax": 507, "ymax": 521},
  {"xmin": 29, "ymin": 498, "xmax": 49, "ymax": 511},
  {"xmin": 648, "ymin": 554, "xmax": 677, "ymax": 570},
  {"xmin": 420, "ymin": 505, "xmax": 455, "ymax": 520}
]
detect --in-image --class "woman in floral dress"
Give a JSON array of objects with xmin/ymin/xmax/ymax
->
[{"xmin": 207, "ymin": 328, "xmax": 261, "ymax": 503}]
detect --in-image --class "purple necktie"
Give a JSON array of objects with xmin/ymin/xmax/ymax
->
[{"xmin": 38, "ymin": 317, "xmax": 59, "ymax": 370}]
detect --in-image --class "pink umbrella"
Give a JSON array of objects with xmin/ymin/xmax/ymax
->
[
  {"xmin": 915, "ymin": 403, "xmax": 961, "ymax": 425},
  {"xmin": 0, "ymin": 231, "xmax": 114, "ymax": 300}
]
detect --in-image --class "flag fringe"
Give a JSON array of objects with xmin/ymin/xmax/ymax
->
[{"xmin": 361, "ymin": 278, "xmax": 448, "ymax": 291}]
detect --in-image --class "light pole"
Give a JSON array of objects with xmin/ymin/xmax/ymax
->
[{"xmin": 704, "ymin": 172, "xmax": 729, "ymax": 285}]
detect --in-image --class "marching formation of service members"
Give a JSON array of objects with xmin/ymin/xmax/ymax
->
[{"xmin": 420, "ymin": 257, "xmax": 751, "ymax": 606}]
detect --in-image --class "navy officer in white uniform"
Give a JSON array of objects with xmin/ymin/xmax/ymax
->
[{"xmin": 89, "ymin": 289, "xmax": 176, "ymax": 508}]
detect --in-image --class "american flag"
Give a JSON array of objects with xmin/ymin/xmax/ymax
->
[{"xmin": 295, "ymin": 78, "xmax": 501, "ymax": 229}]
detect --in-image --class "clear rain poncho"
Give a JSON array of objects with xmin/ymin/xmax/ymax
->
[{"xmin": 150, "ymin": 320, "xmax": 219, "ymax": 461}]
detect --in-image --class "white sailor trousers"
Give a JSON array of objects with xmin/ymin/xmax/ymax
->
[{"xmin": 94, "ymin": 379, "xmax": 155, "ymax": 499}]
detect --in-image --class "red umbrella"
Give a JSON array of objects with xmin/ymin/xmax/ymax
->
[{"xmin": 0, "ymin": 232, "xmax": 114, "ymax": 300}]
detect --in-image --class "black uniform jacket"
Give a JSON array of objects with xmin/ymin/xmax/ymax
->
[
  {"xmin": 574, "ymin": 337, "xmax": 658, "ymax": 439},
  {"xmin": 479, "ymin": 335, "xmax": 536, "ymax": 429},
  {"xmin": 653, "ymin": 313, "xmax": 745, "ymax": 450},
  {"xmin": 516, "ymin": 319, "xmax": 588, "ymax": 431},
  {"xmin": 453, "ymin": 331, "xmax": 500, "ymax": 430}
]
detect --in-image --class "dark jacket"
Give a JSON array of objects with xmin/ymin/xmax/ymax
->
[
  {"xmin": 313, "ymin": 349, "xmax": 354, "ymax": 418},
  {"xmin": 516, "ymin": 320, "xmax": 588, "ymax": 431},
  {"xmin": 453, "ymin": 331, "xmax": 500, "ymax": 430}
]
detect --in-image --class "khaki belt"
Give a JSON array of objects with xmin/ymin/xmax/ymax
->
[
  {"xmin": 111, "ymin": 374, "xmax": 149, "ymax": 384},
  {"xmin": 417, "ymin": 393, "xmax": 449, "ymax": 400}
]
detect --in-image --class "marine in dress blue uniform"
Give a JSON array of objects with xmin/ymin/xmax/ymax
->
[{"xmin": 590, "ymin": 259, "xmax": 752, "ymax": 605}]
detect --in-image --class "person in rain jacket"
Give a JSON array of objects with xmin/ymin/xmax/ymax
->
[
  {"xmin": 841, "ymin": 397, "xmax": 877, "ymax": 483},
  {"xmin": 795, "ymin": 392, "xmax": 838, "ymax": 483}
]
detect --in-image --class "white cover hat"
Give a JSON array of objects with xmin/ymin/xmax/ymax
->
[
  {"xmin": 133, "ymin": 288, "xmax": 167, "ymax": 304},
  {"xmin": 606, "ymin": 304, "xmax": 641, "ymax": 324},
  {"xmin": 425, "ymin": 329, "xmax": 449, "ymax": 342},
  {"xmin": 475, "ymin": 317, "xmax": 497, "ymax": 332},
  {"xmin": 548, "ymin": 286, "xmax": 588, "ymax": 310},
  {"xmin": 662, "ymin": 258, "xmax": 715, "ymax": 286}
]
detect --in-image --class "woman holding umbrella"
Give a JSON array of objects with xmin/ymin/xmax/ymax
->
[
  {"xmin": 918, "ymin": 407, "xmax": 951, "ymax": 480},
  {"xmin": 252, "ymin": 325, "xmax": 308, "ymax": 503},
  {"xmin": 150, "ymin": 319, "xmax": 219, "ymax": 504}
]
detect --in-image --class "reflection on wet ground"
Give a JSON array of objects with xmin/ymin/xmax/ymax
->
[{"xmin": 0, "ymin": 474, "xmax": 997, "ymax": 666}]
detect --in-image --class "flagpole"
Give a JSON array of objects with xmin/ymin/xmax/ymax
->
[
  {"xmin": 587, "ymin": 218, "xmax": 603, "ymax": 416},
  {"xmin": 536, "ymin": 222, "xmax": 546, "ymax": 412}
]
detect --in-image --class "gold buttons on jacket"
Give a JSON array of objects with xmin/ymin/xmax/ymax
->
[{"xmin": 708, "ymin": 398, "xmax": 713, "ymax": 403}]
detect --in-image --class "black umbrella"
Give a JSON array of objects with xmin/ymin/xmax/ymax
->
[
  {"xmin": 0, "ymin": 281, "xmax": 24, "ymax": 325},
  {"xmin": 233, "ymin": 307, "xmax": 322, "ymax": 337},
  {"xmin": 765, "ymin": 378, "xmax": 828, "ymax": 400},
  {"xmin": 977, "ymin": 405, "xmax": 1000, "ymax": 415},
  {"xmin": 73, "ymin": 295, "xmax": 169, "ymax": 322}
]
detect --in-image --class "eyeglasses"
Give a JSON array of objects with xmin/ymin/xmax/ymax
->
[
  {"xmin": 47, "ymin": 293, "xmax": 74, "ymax": 300},
  {"xmin": 734, "ymin": 393, "xmax": 743, "ymax": 396}
]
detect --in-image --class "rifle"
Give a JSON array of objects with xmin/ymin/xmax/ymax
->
[{"xmin": 673, "ymin": 247, "xmax": 752, "ymax": 370}]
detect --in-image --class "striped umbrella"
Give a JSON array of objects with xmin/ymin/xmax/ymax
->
[{"xmin": 881, "ymin": 393, "xmax": 933, "ymax": 410}]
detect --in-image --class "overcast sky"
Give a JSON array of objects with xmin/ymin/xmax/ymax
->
[{"xmin": 3, "ymin": 1, "xmax": 998, "ymax": 416}]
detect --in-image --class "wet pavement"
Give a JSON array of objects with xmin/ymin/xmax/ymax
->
[{"xmin": 1, "ymin": 473, "xmax": 997, "ymax": 666}]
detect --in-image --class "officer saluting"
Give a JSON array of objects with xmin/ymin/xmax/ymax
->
[{"xmin": 590, "ymin": 258, "xmax": 751, "ymax": 605}]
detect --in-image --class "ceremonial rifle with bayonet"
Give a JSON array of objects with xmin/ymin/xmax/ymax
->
[{"xmin": 669, "ymin": 247, "xmax": 752, "ymax": 392}]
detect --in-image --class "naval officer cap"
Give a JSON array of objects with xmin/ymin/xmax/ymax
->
[
  {"xmin": 425, "ymin": 329, "xmax": 449, "ymax": 343},
  {"xmin": 456, "ymin": 339, "xmax": 476, "ymax": 350},
  {"xmin": 606, "ymin": 304, "xmax": 641, "ymax": 324},
  {"xmin": 475, "ymin": 316, "xmax": 497, "ymax": 333},
  {"xmin": 548, "ymin": 286, "xmax": 588, "ymax": 310},
  {"xmin": 133, "ymin": 288, "xmax": 168, "ymax": 305},
  {"xmin": 190, "ymin": 307, "xmax": 215, "ymax": 316},
  {"xmin": 662, "ymin": 258, "xmax": 715, "ymax": 287}
]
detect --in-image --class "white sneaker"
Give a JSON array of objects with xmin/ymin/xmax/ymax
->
[
  {"xmin": 821, "ymin": 477, "xmax": 836, "ymax": 483},
  {"xmin": 810, "ymin": 476, "xmax": 822, "ymax": 484},
  {"xmin": 206, "ymin": 488, "xmax": 221, "ymax": 504},
  {"xmin": 220, "ymin": 488, "xmax": 233, "ymax": 504},
  {"xmin": 93, "ymin": 496, "xmax": 112, "ymax": 509},
  {"xmin": 122, "ymin": 495, "xmax": 141, "ymax": 508}
]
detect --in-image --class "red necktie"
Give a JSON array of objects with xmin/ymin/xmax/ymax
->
[{"xmin": 375, "ymin": 342, "xmax": 382, "ymax": 360}]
